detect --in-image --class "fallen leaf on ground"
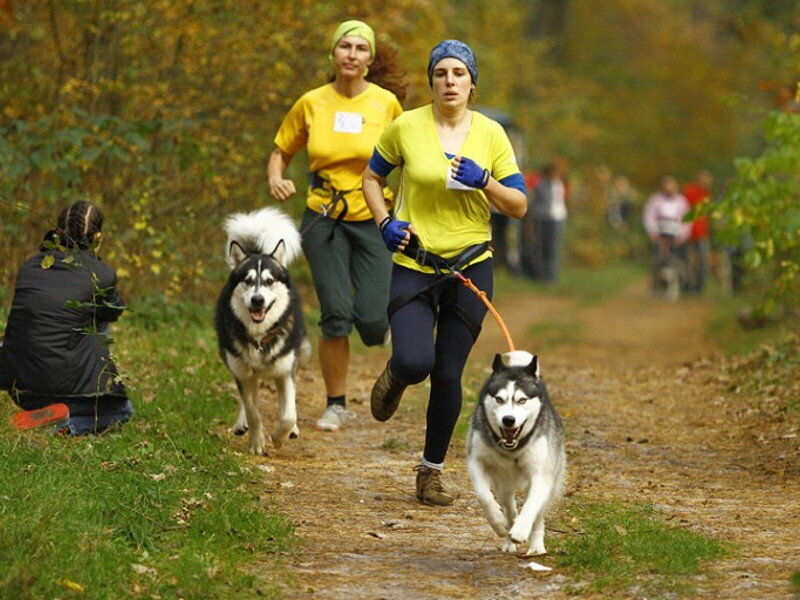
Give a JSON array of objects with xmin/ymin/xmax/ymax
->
[
  {"xmin": 58, "ymin": 579, "xmax": 85, "ymax": 592},
  {"xmin": 131, "ymin": 564, "xmax": 159, "ymax": 577},
  {"xmin": 521, "ymin": 561, "xmax": 552, "ymax": 572}
]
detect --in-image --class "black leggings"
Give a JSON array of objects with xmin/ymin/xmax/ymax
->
[{"xmin": 388, "ymin": 259, "xmax": 492, "ymax": 464}]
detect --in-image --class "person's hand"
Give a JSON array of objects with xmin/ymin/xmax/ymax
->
[
  {"xmin": 451, "ymin": 156, "xmax": 490, "ymax": 189},
  {"xmin": 380, "ymin": 218, "xmax": 412, "ymax": 252},
  {"xmin": 269, "ymin": 177, "xmax": 296, "ymax": 202}
]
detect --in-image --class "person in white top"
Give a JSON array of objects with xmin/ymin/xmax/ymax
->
[
  {"xmin": 642, "ymin": 175, "xmax": 692, "ymax": 294},
  {"xmin": 642, "ymin": 175, "xmax": 691, "ymax": 244}
]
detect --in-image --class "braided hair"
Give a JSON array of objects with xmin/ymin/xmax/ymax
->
[{"xmin": 56, "ymin": 201, "xmax": 105, "ymax": 250}]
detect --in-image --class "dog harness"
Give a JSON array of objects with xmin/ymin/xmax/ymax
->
[
  {"xmin": 248, "ymin": 328, "xmax": 282, "ymax": 352},
  {"xmin": 301, "ymin": 171, "xmax": 358, "ymax": 239},
  {"xmin": 387, "ymin": 238, "xmax": 491, "ymax": 340}
]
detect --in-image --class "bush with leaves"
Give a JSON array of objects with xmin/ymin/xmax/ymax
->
[{"xmin": 706, "ymin": 109, "xmax": 800, "ymax": 315}]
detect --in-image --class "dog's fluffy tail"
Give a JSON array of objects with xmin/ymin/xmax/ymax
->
[{"xmin": 224, "ymin": 206, "xmax": 302, "ymax": 269}]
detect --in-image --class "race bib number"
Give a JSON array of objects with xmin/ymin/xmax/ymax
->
[
  {"xmin": 446, "ymin": 166, "xmax": 473, "ymax": 191},
  {"xmin": 334, "ymin": 112, "xmax": 363, "ymax": 134}
]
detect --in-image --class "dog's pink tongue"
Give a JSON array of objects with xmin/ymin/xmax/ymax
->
[{"xmin": 251, "ymin": 309, "xmax": 266, "ymax": 322}]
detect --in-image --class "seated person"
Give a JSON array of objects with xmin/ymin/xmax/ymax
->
[{"xmin": 0, "ymin": 201, "xmax": 132, "ymax": 435}]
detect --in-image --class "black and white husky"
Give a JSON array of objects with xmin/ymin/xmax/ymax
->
[
  {"xmin": 215, "ymin": 206, "xmax": 310, "ymax": 455},
  {"xmin": 467, "ymin": 351, "xmax": 566, "ymax": 555}
]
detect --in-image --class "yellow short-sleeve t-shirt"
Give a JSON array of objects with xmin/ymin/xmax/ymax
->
[
  {"xmin": 274, "ymin": 83, "xmax": 402, "ymax": 222},
  {"xmin": 374, "ymin": 105, "xmax": 521, "ymax": 272}
]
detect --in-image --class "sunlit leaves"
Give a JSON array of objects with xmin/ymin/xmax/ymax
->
[
  {"xmin": 711, "ymin": 110, "xmax": 800, "ymax": 311},
  {"xmin": 40, "ymin": 255, "xmax": 55, "ymax": 269}
]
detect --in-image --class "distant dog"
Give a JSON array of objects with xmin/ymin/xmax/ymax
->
[
  {"xmin": 215, "ymin": 206, "xmax": 310, "ymax": 455},
  {"xmin": 467, "ymin": 351, "xmax": 566, "ymax": 555}
]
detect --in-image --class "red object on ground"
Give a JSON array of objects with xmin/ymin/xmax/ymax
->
[{"xmin": 11, "ymin": 403, "xmax": 70, "ymax": 430}]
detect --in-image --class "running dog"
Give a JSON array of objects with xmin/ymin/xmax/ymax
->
[
  {"xmin": 215, "ymin": 206, "xmax": 310, "ymax": 455},
  {"xmin": 466, "ymin": 351, "xmax": 566, "ymax": 555}
]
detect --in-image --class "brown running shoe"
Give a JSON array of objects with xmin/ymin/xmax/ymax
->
[
  {"xmin": 414, "ymin": 465, "xmax": 454, "ymax": 506},
  {"xmin": 370, "ymin": 361, "xmax": 406, "ymax": 422}
]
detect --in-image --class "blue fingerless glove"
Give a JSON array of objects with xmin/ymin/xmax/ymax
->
[
  {"xmin": 380, "ymin": 217, "xmax": 410, "ymax": 252},
  {"xmin": 453, "ymin": 156, "xmax": 490, "ymax": 189}
]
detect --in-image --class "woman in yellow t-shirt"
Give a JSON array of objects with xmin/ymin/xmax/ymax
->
[
  {"xmin": 363, "ymin": 40, "xmax": 527, "ymax": 506},
  {"xmin": 268, "ymin": 21, "xmax": 405, "ymax": 432}
]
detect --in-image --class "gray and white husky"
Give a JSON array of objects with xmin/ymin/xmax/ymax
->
[
  {"xmin": 466, "ymin": 351, "xmax": 566, "ymax": 555},
  {"xmin": 215, "ymin": 206, "xmax": 310, "ymax": 455}
]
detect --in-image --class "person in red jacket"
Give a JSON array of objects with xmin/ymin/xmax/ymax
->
[{"xmin": 682, "ymin": 170, "xmax": 713, "ymax": 294}]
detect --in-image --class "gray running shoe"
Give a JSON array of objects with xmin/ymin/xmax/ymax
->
[{"xmin": 315, "ymin": 404, "xmax": 356, "ymax": 432}]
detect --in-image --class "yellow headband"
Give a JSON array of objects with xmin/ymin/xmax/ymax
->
[{"xmin": 330, "ymin": 20, "xmax": 375, "ymax": 58}]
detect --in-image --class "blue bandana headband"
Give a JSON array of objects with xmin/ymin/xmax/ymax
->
[{"xmin": 427, "ymin": 39, "xmax": 478, "ymax": 86}]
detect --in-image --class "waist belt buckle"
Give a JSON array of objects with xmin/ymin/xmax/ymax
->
[{"xmin": 415, "ymin": 246, "xmax": 427, "ymax": 267}]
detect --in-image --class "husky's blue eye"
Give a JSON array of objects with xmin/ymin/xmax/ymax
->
[{"xmin": 517, "ymin": 398, "xmax": 527, "ymax": 404}]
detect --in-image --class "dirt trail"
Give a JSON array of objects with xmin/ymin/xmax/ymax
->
[{"xmin": 249, "ymin": 277, "xmax": 799, "ymax": 600}]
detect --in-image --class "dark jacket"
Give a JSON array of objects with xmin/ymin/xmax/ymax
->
[{"xmin": 0, "ymin": 247, "xmax": 127, "ymax": 405}]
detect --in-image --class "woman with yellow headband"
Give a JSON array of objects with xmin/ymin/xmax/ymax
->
[{"xmin": 268, "ymin": 20, "xmax": 405, "ymax": 432}]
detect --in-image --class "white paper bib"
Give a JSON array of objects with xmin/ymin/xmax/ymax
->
[{"xmin": 334, "ymin": 112, "xmax": 364, "ymax": 134}]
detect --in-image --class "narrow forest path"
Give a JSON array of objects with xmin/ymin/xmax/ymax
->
[{"xmin": 247, "ymin": 277, "xmax": 799, "ymax": 600}]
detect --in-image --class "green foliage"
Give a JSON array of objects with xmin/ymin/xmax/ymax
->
[
  {"xmin": 0, "ymin": 105, "xmax": 231, "ymax": 302},
  {"xmin": 0, "ymin": 1, "xmax": 795, "ymax": 304},
  {"xmin": 0, "ymin": 313, "xmax": 294, "ymax": 599},
  {"xmin": 0, "ymin": 1, "xmax": 448, "ymax": 301},
  {"xmin": 708, "ymin": 110, "xmax": 800, "ymax": 313},
  {"xmin": 125, "ymin": 295, "xmax": 214, "ymax": 331},
  {"xmin": 555, "ymin": 501, "xmax": 730, "ymax": 595}
]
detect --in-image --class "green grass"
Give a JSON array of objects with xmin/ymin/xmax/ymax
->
[
  {"xmin": 554, "ymin": 501, "xmax": 730, "ymax": 597},
  {"xmin": 494, "ymin": 260, "xmax": 647, "ymax": 307},
  {"xmin": 526, "ymin": 316, "xmax": 586, "ymax": 347},
  {"xmin": 705, "ymin": 287, "xmax": 799, "ymax": 355},
  {"xmin": 379, "ymin": 437, "xmax": 409, "ymax": 451},
  {"xmin": 555, "ymin": 260, "xmax": 647, "ymax": 305},
  {"xmin": 0, "ymin": 300, "xmax": 295, "ymax": 599}
]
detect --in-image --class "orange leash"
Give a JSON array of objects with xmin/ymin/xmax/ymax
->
[{"xmin": 454, "ymin": 272, "xmax": 515, "ymax": 352}]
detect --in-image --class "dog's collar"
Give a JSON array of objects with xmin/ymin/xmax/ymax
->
[{"xmin": 249, "ymin": 327, "xmax": 281, "ymax": 352}]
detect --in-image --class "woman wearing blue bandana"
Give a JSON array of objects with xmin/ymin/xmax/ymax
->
[{"xmin": 363, "ymin": 40, "xmax": 527, "ymax": 505}]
